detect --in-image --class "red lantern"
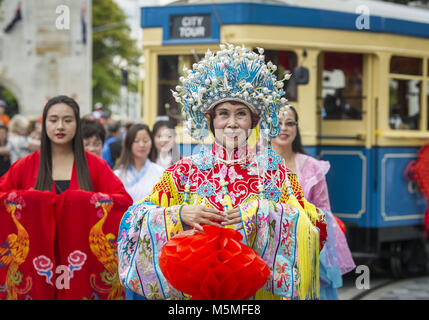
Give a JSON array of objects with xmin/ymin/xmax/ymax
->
[{"xmin": 159, "ymin": 225, "xmax": 270, "ymax": 300}]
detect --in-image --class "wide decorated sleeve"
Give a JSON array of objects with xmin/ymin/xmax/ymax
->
[
  {"xmin": 0, "ymin": 152, "xmax": 38, "ymax": 191},
  {"xmin": 239, "ymin": 198, "xmax": 321, "ymax": 299},
  {"xmin": 117, "ymin": 168, "xmax": 188, "ymax": 299},
  {"xmin": 87, "ymin": 152, "xmax": 133, "ymax": 208},
  {"xmin": 0, "ymin": 190, "xmax": 57, "ymax": 300},
  {"xmin": 280, "ymin": 171, "xmax": 327, "ymax": 251},
  {"xmin": 53, "ymin": 190, "xmax": 131, "ymax": 300}
]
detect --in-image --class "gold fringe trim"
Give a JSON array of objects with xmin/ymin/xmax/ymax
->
[
  {"xmin": 288, "ymin": 195, "xmax": 320, "ymax": 300},
  {"xmin": 254, "ymin": 289, "xmax": 282, "ymax": 300}
]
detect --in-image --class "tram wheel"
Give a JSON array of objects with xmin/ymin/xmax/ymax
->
[
  {"xmin": 388, "ymin": 239, "xmax": 429, "ymax": 278},
  {"xmin": 406, "ymin": 238, "xmax": 429, "ymax": 275},
  {"xmin": 389, "ymin": 242, "xmax": 405, "ymax": 278}
]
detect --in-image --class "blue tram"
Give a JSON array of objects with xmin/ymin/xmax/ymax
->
[{"xmin": 138, "ymin": 0, "xmax": 429, "ymax": 276}]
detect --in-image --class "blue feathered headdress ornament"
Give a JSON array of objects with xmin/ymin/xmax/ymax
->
[{"xmin": 172, "ymin": 44, "xmax": 290, "ymax": 140}]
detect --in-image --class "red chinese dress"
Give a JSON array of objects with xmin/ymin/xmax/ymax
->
[
  {"xmin": 0, "ymin": 151, "xmax": 132, "ymax": 300},
  {"xmin": 117, "ymin": 142, "xmax": 327, "ymax": 300}
]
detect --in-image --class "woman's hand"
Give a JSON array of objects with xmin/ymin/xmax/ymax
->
[
  {"xmin": 222, "ymin": 207, "xmax": 243, "ymax": 231},
  {"xmin": 181, "ymin": 205, "xmax": 226, "ymax": 231}
]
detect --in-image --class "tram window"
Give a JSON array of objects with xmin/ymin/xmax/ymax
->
[
  {"xmin": 157, "ymin": 54, "xmax": 201, "ymax": 123},
  {"xmin": 390, "ymin": 56, "xmax": 422, "ymax": 76},
  {"xmin": 260, "ymin": 50, "xmax": 298, "ymax": 101},
  {"xmin": 320, "ymin": 52, "xmax": 363, "ymax": 120},
  {"xmin": 427, "ymin": 82, "xmax": 429, "ymax": 131},
  {"xmin": 389, "ymin": 79, "xmax": 421, "ymax": 130}
]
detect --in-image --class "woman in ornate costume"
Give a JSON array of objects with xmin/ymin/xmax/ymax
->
[
  {"xmin": 117, "ymin": 44, "xmax": 327, "ymax": 300},
  {"xmin": 0, "ymin": 95, "xmax": 132, "ymax": 300},
  {"xmin": 271, "ymin": 105, "xmax": 355, "ymax": 299}
]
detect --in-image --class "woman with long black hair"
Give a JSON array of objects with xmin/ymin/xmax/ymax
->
[
  {"xmin": 0, "ymin": 95, "xmax": 132, "ymax": 300},
  {"xmin": 114, "ymin": 123, "xmax": 164, "ymax": 204},
  {"xmin": 113, "ymin": 123, "xmax": 164, "ymax": 300}
]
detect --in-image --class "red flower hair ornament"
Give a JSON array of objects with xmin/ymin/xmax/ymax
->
[{"xmin": 159, "ymin": 225, "xmax": 270, "ymax": 300}]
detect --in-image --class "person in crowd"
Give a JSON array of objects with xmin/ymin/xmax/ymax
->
[
  {"xmin": 120, "ymin": 120, "xmax": 133, "ymax": 140},
  {"xmin": 0, "ymin": 100, "xmax": 10, "ymax": 126},
  {"xmin": 114, "ymin": 123, "xmax": 164, "ymax": 204},
  {"xmin": 0, "ymin": 124, "xmax": 10, "ymax": 176},
  {"xmin": 0, "ymin": 95, "xmax": 132, "ymax": 300},
  {"xmin": 82, "ymin": 113, "xmax": 97, "ymax": 121},
  {"xmin": 7, "ymin": 114, "xmax": 40, "ymax": 163},
  {"xmin": 81, "ymin": 118, "xmax": 106, "ymax": 158},
  {"xmin": 102, "ymin": 121, "xmax": 121, "ymax": 168},
  {"xmin": 271, "ymin": 104, "xmax": 355, "ymax": 300},
  {"xmin": 91, "ymin": 102, "xmax": 104, "ymax": 120},
  {"xmin": 113, "ymin": 123, "xmax": 164, "ymax": 300},
  {"xmin": 108, "ymin": 122, "xmax": 125, "ymax": 167},
  {"xmin": 151, "ymin": 119, "xmax": 181, "ymax": 169},
  {"xmin": 28, "ymin": 116, "xmax": 43, "ymax": 142},
  {"xmin": 117, "ymin": 44, "xmax": 327, "ymax": 300}
]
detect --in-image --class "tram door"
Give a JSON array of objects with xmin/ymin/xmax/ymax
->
[
  {"xmin": 316, "ymin": 52, "xmax": 428, "ymax": 266},
  {"xmin": 157, "ymin": 54, "xmax": 203, "ymax": 125},
  {"xmin": 155, "ymin": 52, "xmax": 208, "ymax": 156},
  {"xmin": 316, "ymin": 51, "xmax": 372, "ymax": 240}
]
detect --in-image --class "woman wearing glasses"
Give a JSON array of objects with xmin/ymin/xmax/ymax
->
[
  {"xmin": 117, "ymin": 45, "xmax": 328, "ymax": 300},
  {"xmin": 271, "ymin": 105, "xmax": 355, "ymax": 300}
]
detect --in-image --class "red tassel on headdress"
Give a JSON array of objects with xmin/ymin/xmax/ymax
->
[{"xmin": 159, "ymin": 225, "xmax": 270, "ymax": 300}]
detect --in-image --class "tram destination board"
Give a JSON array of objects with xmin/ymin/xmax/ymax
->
[{"xmin": 169, "ymin": 14, "xmax": 212, "ymax": 39}]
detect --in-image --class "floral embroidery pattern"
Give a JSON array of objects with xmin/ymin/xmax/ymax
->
[
  {"xmin": 67, "ymin": 250, "xmax": 87, "ymax": 278},
  {"xmin": 1, "ymin": 195, "xmax": 32, "ymax": 300},
  {"xmin": 196, "ymin": 182, "xmax": 216, "ymax": 198},
  {"xmin": 244, "ymin": 215, "xmax": 256, "ymax": 238},
  {"xmin": 255, "ymin": 210, "xmax": 269, "ymax": 252},
  {"xmin": 275, "ymin": 261, "xmax": 291, "ymax": 293},
  {"xmin": 228, "ymin": 166, "xmax": 242, "ymax": 182},
  {"xmin": 192, "ymin": 149, "xmax": 215, "ymax": 171},
  {"xmin": 264, "ymin": 182, "xmax": 282, "ymax": 202},
  {"xmin": 138, "ymin": 234, "xmax": 152, "ymax": 276},
  {"xmin": 116, "ymin": 140, "xmax": 325, "ymax": 299},
  {"xmin": 155, "ymin": 232, "xmax": 166, "ymax": 249},
  {"xmin": 33, "ymin": 255, "xmax": 54, "ymax": 285},
  {"xmin": 280, "ymin": 220, "xmax": 294, "ymax": 257},
  {"xmin": 264, "ymin": 146, "xmax": 283, "ymax": 171}
]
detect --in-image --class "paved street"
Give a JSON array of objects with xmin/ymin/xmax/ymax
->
[{"xmin": 338, "ymin": 273, "xmax": 429, "ymax": 300}]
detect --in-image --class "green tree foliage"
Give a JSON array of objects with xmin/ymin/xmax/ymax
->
[
  {"xmin": 92, "ymin": 0, "xmax": 140, "ymax": 111},
  {"xmin": 0, "ymin": 86, "xmax": 18, "ymax": 117}
]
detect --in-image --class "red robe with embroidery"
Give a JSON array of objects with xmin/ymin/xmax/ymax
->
[
  {"xmin": 0, "ymin": 151, "xmax": 132, "ymax": 300},
  {"xmin": 117, "ymin": 143, "xmax": 327, "ymax": 300}
]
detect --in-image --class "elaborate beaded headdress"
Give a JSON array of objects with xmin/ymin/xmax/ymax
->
[{"xmin": 172, "ymin": 44, "xmax": 290, "ymax": 140}]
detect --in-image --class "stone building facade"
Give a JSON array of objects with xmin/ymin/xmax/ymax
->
[{"xmin": 0, "ymin": 0, "xmax": 91, "ymax": 116}]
